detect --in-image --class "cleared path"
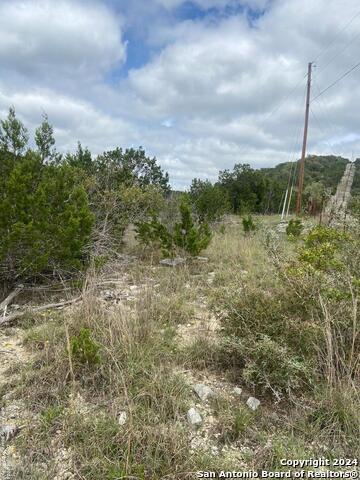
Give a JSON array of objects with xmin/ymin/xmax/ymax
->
[{"xmin": 323, "ymin": 162, "xmax": 356, "ymax": 225}]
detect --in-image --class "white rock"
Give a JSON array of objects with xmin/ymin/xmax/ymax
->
[
  {"xmin": 246, "ymin": 396, "xmax": 260, "ymax": 411},
  {"xmin": 159, "ymin": 257, "xmax": 186, "ymax": 267},
  {"xmin": 195, "ymin": 256, "xmax": 209, "ymax": 262},
  {"xmin": 187, "ymin": 407, "xmax": 202, "ymax": 426},
  {"xmin": 193, "ymin": 383, "xmax": 215, "ymax": 402},
  {"xmin": 118, "ymin": 411, "xmax": 127, "ymax": 426},
  {"xmin": 233, "ymin": 387, "xmax": 243, "ymax": 396}
]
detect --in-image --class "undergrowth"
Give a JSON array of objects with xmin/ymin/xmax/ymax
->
[{"xmin": 9, "ymin": 216, "xmax": 360, "ymax": 477}]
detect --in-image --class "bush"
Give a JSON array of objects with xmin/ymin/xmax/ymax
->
[
  {"xmin": 0, "ymin": 151, "xmax": 94, "ymax": 280},
  {"xmin": 136, "ymin": 216, "xmax": 174, "ymax": 256},
  {"xmin": 242, "ymin": 215, "xmax": 256, "ymax": 234},
  {"xmin": 298, "ymin": 226, "xmax": 349, "ymax": 271},
  {"xmin": 93, "ymin": 184, "xmax": 165, "ymax": 248},
  {"xmin": 213, "ymin": 280, "xmax": 316, "ymax": 398},
  {"xmin": 136, "ymin": 200, "xmax": 212, "ymax": 257},
  {"xmin": 214, "ymin": 222, "xmax": 360, "ymax": 400},
  {"xmin": 242, "ymin": 335, "xmax": 312, "ymax": 398},
  {"xmin": 70, "ymin": 328, "xmax": 101, "ymax": 366},
  {"xmin": 173, "ymin": 200, "xmax": 212, "ymax": 256},
  {"xmin": 286, "ymin": 219, "xmax": 303, "ymax": 237}
]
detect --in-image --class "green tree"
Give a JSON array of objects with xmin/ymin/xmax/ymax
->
[
  {"xmin": 173, "ymin": 200, "xmax": 212, "ymax": 256},
  {"xmin": 0, "ymin": 151, "xmax": 94, "ymax": 281},
  {"xmin": 304, "ymin": 181, "xmax": 326, "ymax": 215},
  {"xmin": 0, "ymin": 106, "xmax": 29, "ymax": 156},
  {"xmin": 136, "ymin": 200, "xmax": 212, "ymax": 257},
  {"xmin": 95, "ymin": 147, "xmax": 170, "ymax": 194},
  {"xmin": 35, "ymin": 113, "xmax": 59, "ymax": 163},
  {"xmin": 189, "ymin": 178, "xmax": 230, "ymax": 221},
  {"xmin": 218, "ymin": 164, "xmax": 268, "ymax": 214},
  {"xmin": 66, "ymin": 142, "xmax": 93, "ymax": 173}
]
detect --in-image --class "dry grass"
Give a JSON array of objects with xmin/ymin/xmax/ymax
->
[{"xmin": 7, "ymin": 215, "xmax": 360, "ymax": 477}]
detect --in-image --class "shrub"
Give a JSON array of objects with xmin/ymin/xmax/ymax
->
[
  {"xmin": 136, "ymin": 200, "xmax": 212, "ymax": 257},
  {"xmin": 298, "ymin": 226, "xmax": 349, "ymax": 271},
  {"xmin": 0, "ymin": 152, "xmax": 94, "ymax": 281},
  {"xmin": 136, "ymin": 216, "xmax": 174, "ymax": 256},
  {"xmin": 242, "ymin": 335, "xmax": 312, "ymax": 398},
  {"xmin": 70, "ymin": 328, "xmax": 101, "ymax": 366},
  {"xmin": 173, "ymin": 200, "xmax": 212, "ymax": 256},
  {"xmin": 286, "ymin": 219, "xmax": 303, "ymax": 237},
  {"xmin": 93, "ymin": 184, "xmax": 165, "ymax": 248},
  {"xmin": 214, "ymin": 222, "xmax": 360, "ymax": 400},
  {"xmin": 242, "ymin": 215, "xmax": 256, "ymax": 234},
  {"xmin": 213, "ymin": 280, "xmax": 317, "ymax": 398}
]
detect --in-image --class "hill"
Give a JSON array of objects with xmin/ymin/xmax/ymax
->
[{"xmin": 261, "ymin": 154, "xmax": 349, "ymax": 193}]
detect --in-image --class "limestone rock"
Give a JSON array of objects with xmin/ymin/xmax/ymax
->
[
  {"xmin": 246, "ymin": 396, "xmax": 260, "ymax": 411},
  {"xmin": 193, "ymin": 383, "xmax": 215, "ymax": 402},
  {"xmin": 159, "ymin": 257, "xmax": 185, "ymax": 267},
  {"xmin": 187, "ymin": 408, "xmax": 202, "ymax": 426},
  {"xmin": 118, "ymin": 411, "xmax": 127, "ymax": 426},
  {"xmin": 233, "ymin": 387, "xmax": 242, "ymax": 396},
  {"xmin": 195, "ymin": 256, "xmax": 209, "ymax": 262},
  {"xmin": 102, "ymin": 290, "xmax": 114, "ymax": 300}
]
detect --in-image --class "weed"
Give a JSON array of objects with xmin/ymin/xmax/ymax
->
[
  {"xmin": 212, "ymin": 397, "xmax": 254, "ymax": 443},
  {"xmin": 70, "ymin": 327, "xmax": 101, "ymax": 366},
  {"xmin": 286, "ymin": 218, "xmax": 303, "ymax": 238},
  {"xmin": 308, "ymin": 387, "xmax": 360, "ymax": 452},
  {"xmin": 242, "ymin": 214, "xmax": 256, "ymax": 234}
]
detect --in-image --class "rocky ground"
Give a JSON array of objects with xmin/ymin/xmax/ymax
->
[
  {"xmin": 0, "ymin": 247, "xmax": 263, "ymax": 478},
  {"xmin": 0, "ymin": 327, "xmax": 30, "ymax": 478}
]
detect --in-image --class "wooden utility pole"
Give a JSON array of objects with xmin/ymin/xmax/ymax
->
[{"xmin": 296, "ymin": 62, "xmax": 312, "ymax": 215}]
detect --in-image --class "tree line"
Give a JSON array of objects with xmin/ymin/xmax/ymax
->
[
  {"xmin": 0, "ymin": 106, "xmax": 350, "ymax": 282},
  {"xmin": 189, "ymin": 155, "xmax": 349, "ymax": 221},
  {"xmin": 0, "ymin": 107, "xmax": 170, "ymax": 282}
]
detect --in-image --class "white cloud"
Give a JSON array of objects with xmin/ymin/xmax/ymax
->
[
  {"xmin": 0, "ymin": 84, "xmax": 137, "ymax": 154},
  {"xmin": 1, "ymin": 0, "xmax": 360, "ymax": 188},
  {"xmin": 126, "ymin": 0, "xmax": 360, "ymax": 187},
  {"xmin": 0, "ymin": 0, "xmax": 126, "ymax": 82}
]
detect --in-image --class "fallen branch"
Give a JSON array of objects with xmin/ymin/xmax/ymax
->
[
  {"xmin": 0, "ymin": 296, "xmax": 82, "ymax": 327},
  {"xmin": 0, "ymin": 284, "xmax": 24, "ymax": 312}
]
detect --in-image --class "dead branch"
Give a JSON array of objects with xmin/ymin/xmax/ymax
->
[
  {"xmin": 0, "ymin": 296, "xmax": 82, "ymax": 327},
  {"xmin": 0, "ymin": 284, "xmax": 24, "ymax": 311}
]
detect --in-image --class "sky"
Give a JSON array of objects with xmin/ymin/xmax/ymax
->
[{"xmin": 1, "ymin": 0, "xmax": 360, "ymax": 189}]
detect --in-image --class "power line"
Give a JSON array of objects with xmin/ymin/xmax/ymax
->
[
  {"xmin": 218, "ymin": 68, "xmax": 308, "ymax": 166},
  {"xmin": 311, "ymin": 8, "xmax": 360, "ymax": 63},
  {"xmin": 260, "ymin": 72, "xmax": 308, "ymax": 124},
  {"xmin": 311, "ymin": 59, "xmax": 360, "ymax": 102},
  {"xmin": 310, "ymin": 106, "xmax": 338, "ymax": 157},
  {"xmin": 315, "ymin": 30, "xmax": 360, "ymax": 76},
  {"xmin": 311, "ymin": 77, "xmax": 338, "ymax": 139}
]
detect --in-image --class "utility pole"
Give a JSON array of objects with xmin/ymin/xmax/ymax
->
[{"xmin": 296, "ymin": 62, "xmax": 312, "ymax": 215}]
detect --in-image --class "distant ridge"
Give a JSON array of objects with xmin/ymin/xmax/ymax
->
[{"xmin": 261, "ymin": 155, "xmax": 349, "ymax": 193}]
